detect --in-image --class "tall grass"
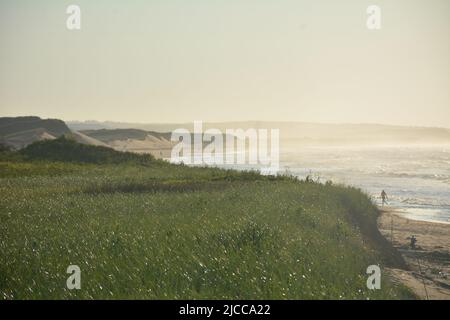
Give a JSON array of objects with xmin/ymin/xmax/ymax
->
[{"xmin": 0, "ymin": 143, "xmax": 414, "ymax": 299}]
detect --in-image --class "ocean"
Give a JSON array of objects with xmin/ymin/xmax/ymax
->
[{"xmin": 280, "ymin": 145, "xmax": 450, "ymax": 224}]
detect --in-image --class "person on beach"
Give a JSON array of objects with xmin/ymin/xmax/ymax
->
[
  {"xmin": 410, "ymin": 235, "xmax": 417, "ymax": 249},
  {"xmin": 381, "ymin": 190, "xmax": 388, "ymax": 206}
]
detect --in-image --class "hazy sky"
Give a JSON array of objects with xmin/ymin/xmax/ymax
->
[{"xmin": 0, "ymin": 0, "xmax": 449, "ymax": 127}]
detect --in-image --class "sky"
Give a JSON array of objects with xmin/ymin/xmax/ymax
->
[{"xmin": 0, "ymin": 0, "xmax": 449, "ymax": 127}]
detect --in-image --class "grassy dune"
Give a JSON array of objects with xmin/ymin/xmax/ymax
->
[{"xmin": 0, "ymin": 139, "xmax": 414, "ymax": 299}]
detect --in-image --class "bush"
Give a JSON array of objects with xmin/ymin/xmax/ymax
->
[{"xmin": 19, "ymin": 136, "xmax": 155, "ymax": 164}]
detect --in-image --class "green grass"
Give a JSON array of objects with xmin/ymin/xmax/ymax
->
[{"xmin": 0, "ymin": 141, "xmax": 415, "ymax": 299}]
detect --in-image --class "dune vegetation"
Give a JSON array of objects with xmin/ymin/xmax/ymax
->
[{"xmin": 0, "ymin": 138, "xmax": 414, "ymax": 299}]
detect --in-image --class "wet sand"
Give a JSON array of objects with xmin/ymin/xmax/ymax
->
[{"xmin": 378, "ymin": 209, "xmax": 450, "ymax": 299}]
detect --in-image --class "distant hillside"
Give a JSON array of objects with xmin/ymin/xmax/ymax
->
[
  {"xmin": 0, "ymin": 117, "xmax": 176, "ymax": 156},
  {"xmin": 79, "ymin": 128, "xmax": 241, "ymax": 158},
  {"xmin": 0, "ymin": 116, "xmax": 115, "ymax": 150},
  {"xmin": 0, "ymin": 116, "xmax": 71, "ymax": 149},
  {"xmin": 68, "ymin": 120, "xmax": 176, "ymax": 132},
  {"xmin": 7, "ymin": 117, "xmax": 449, "ymax": 151},
  {"xmin": 69, "ymin": 121, "xmax": 450, "ymax": 146},
  {"xmin": 1, "ymin": 128, "xmax": 57, "ymax": 149},
  {"xmin": 79, "ymin": 128, "xmax": 174, "ymax": 157},
  {"xmin": 67, "ymin": 131, "xmax": 111, "ymax": 147},
  {"xmin": 0, "ymin": 116, "xmax": 70, "ymax": 137},
  {"xmin": 80, "ymin": 128, "xmax": 171, "ymax": 143}
]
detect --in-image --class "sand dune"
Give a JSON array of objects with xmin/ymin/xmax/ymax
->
[
  {"xmin": 69, "ymin": 131, "xmax": 111, "ymax": 147},
  {"xmin": 1, "ymin": 128, "xmax": 56, "ymax": 149},
  {"xmin": 108, "ymin": 135, "xmax": 174, "ymax": 158}
]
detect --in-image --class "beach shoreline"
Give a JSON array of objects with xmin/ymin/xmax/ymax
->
[
  {"xmin": 378, "ymin": 208, "xmax": 450, "ymax": 299},
  {"xmin": 390, "ymin": 208, "xmax": 450, "ymax": 225}
]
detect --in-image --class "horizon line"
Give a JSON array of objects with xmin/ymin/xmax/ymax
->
[
  {"xmin": 64, "ymin": 119, "xmax": 450, "ymax": 130},
  {"xmin": 1, "ymin": 115, "xmax": 450, "ymax": 130}
]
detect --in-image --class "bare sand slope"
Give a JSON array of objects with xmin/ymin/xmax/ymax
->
[
  {"xmin": 70, "ymin": 131, "xmax": 111, "ymax": 147},
  {"xmin": 2, "ymin": 128, "xmax": 56, "ymax": 149},
  {"xmin": 108, "ymin": 136, "xmax": 174, "ymax": 158},
  {"xmin": 378, "ymin": 209, "xmax": 450, "ymax": 299}
]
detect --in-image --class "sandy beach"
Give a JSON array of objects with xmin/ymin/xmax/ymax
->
[{"xmin": 378, "ymin": 209, "xmax": 450, "ymax": 299}]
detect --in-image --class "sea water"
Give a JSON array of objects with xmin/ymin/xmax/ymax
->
[{"xmin": 281, "ymin": 145, "xmax": 450, "ymax": 224}]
